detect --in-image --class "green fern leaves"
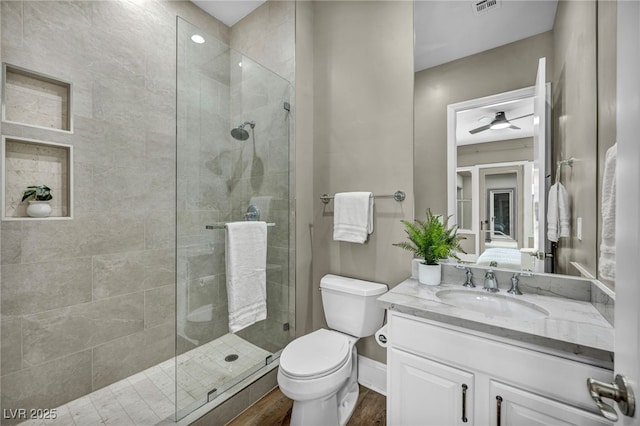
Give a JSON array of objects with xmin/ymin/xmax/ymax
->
[{"xmin": 393, "ymin": 209, "xmax": 465, "ymax": 265}]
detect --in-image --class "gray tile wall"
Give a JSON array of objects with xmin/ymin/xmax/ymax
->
[{"xmin": 0, "ymin": 0, "xmax": 229, "ymax": 420}]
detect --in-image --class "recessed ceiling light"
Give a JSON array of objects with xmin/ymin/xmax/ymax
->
[{"xmin": 191, "ymin": 34, "xmax": 205, "ymax": 44}]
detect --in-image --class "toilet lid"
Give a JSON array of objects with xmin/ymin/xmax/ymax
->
[{"xmin": 280, "ymin": 329, "xmax": 351, "ymax": 378}]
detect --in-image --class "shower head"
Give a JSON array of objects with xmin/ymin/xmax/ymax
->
[{"xmin": 230, "ymin": 121, "xmax": 255, "ymax": 141}]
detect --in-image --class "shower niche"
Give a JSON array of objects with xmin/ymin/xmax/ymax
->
[
  {"xmin": 1, "ymin": 63, "xmax": 73, "ymax": 133},
  {"xmin": 1, "ymin": 136, "xmax": 73, "ymax": 220}
]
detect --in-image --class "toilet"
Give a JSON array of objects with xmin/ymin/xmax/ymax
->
[{"xmin": 277, "ymin": 274, "xmax": 388, "ymax": 426}]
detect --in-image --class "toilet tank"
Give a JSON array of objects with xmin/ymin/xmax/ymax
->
[{"xmin": 320, "ymin": 274, "xmax": 388, "ymax": 338}]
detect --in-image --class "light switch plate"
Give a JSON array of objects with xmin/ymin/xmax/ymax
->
[{"xmin": 577, "ymin": 217, "xmax": 583, "ymax": 241}]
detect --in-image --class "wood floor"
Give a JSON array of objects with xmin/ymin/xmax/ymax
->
[{"xmin": 227, "ymin": 385, "xmax": 386, "ymax": 426}]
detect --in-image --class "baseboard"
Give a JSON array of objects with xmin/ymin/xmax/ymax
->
[{"xmin": 357, "ymin": 355, "xmax": 387, "ymax": 396}]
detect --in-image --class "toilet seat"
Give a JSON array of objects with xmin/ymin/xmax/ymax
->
[{"xmin": 280, "ymin": 329, "xmax": 351, "ymax": 379}]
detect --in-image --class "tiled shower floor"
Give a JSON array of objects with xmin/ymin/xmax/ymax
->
[{"xmin": 17, "ymin": 334, "xmax": 270, "ymax": 426}]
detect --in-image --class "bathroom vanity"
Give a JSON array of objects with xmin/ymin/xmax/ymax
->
[{"xmin": 378, "ymin": 268, "xmax": 615, "ymax": 425}]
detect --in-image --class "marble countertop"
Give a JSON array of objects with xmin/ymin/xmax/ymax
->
[{"xmin": 378, "ymin": 278, "xmax": 614, "ymax": 360}]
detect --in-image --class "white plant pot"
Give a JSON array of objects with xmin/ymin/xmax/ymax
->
[
  {"xmin": 26, "ymin": 200, "xmax": 52, "ymax": 218},
  {"xmin": 418, "ymin": 262, "xmax": 441, "ymax": 286}
]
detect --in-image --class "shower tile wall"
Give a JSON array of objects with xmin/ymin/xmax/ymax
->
[{"xmin": 0, "ymin": 0, "xmax": 228, "ymax": 421}]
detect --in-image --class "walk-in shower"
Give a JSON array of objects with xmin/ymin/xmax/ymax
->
[
  {"xmin": 231, "ymin": 121, "xmax": 256, "ymax": 141},
  {"xmin": 175, "ymin": 17, "xmax": 292, "ymax": 420}
]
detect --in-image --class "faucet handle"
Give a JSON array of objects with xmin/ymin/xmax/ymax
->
[
  {"xmin": 507, "ymin": 272, "xmax": 528, "ymax": 295},
  {"xmin": 455, "ymin": 264, "xmax": 475, "ymax": 287},
  {"xmin": 463, "ymin": 268, "xmax": 475, "ymax": 288}
]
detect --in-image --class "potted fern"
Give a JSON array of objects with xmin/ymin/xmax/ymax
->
[
  {"xmin": 394, "ymin": 209, "xmax": 465, "ymax": 285},
  {"xmin": 22, "ymin": 185, "xmax": 53, "ymax": 218}
]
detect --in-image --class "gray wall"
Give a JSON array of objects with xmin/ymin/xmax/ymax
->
[
  {"xmin": 551, "ymin": 0, "xmax": 599, "ymax": 277},
  {"xmin": 294, "ymin": 0, "xmax": 315, "ymax": 337},
  {"xmin": 307, "ymin": 1, "xmax": 415, "ymax": 363}
]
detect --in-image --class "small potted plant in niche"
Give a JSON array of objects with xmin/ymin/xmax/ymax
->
[
  {"xmin": 393, "ymin": 209, "xmax": 465, "ymax": 285},
  {"xmin": 22, "ymin": 185, "xmax": 53, "ymax": 218}
]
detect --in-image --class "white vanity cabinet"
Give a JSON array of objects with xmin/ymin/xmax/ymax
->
[{"xmin": 386, "ymin": 311, "xmax": 613, "ymax": 426}]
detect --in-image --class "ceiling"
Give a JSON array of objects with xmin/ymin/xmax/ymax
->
[{"xmin": 191, "ymin": 0, "xmax": 267, "ymax": 27}]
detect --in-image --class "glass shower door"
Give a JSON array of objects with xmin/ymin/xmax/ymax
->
[{"xmin": 175, "ymin": 16, "xmax": 291, "ymax": 420}]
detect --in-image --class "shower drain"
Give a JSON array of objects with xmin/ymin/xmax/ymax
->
[{"xmin": 224, "ymin": 354, "xmax": 239, "ymax": 362}]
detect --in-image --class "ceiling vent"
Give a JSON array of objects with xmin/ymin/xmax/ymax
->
[{"xmin": 472, "ymin": 0, "xmax": 501, "ymax": 16}]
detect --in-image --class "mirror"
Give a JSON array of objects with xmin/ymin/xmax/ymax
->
[
  {"xmin": 446, "ymin": 80, "xmax": 549, "ymax": 273},
  {"xmin": 414, "ymin": 0, "xmax": 616, "ymax": 282}
]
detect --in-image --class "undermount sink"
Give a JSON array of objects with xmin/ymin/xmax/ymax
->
[{"xmin": 436, "ymin": 289, "xmax": 549, "ymax": 320}]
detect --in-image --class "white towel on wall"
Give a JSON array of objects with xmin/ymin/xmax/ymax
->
[
  {"xmin": 547, "ymin": 182, "xmax": 570, "ymax": 243},
  {"xmin": 599, "ymin": 143, "xmax": 617, "ymax": 280},
  {"xmin": 225, "ymin": 221, "xmax": 267, "ymax": 333},
  {"xmin": 333, "ymin": 192, "xmax": 374, "ymax": 244}
]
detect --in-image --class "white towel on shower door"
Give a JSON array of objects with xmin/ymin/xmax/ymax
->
[
  {"xmin": 225, "ymin": 221, "xmax": 267, "ymax": 333},
  {"xmin": 333, "ymin": 192, "xmax": 374, "ymax": 243}
]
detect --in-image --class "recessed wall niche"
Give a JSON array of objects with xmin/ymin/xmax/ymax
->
[
  {"xmin": 2, "ymin": 136, "xmax": 73, "ymax": 220},
  {"xmin": 2, "ymin": 63, "xmax": 73, "ymax": 132}
]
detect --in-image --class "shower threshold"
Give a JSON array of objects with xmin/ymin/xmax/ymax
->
[{"xmin": 16, "ymin": 334, "xmax": 270, "ymax": 426}]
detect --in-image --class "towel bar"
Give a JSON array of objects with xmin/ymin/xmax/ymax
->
[
  {"xmin": 320, "ymin": 190, "xmax": 406, "ymax": 204},
  {"xmin": 205, "ymin": 222, "xmax": 276, "ymax": 230}
]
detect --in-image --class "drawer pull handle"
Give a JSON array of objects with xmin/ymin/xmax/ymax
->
[
  {"xmin": 461, "ymin": 384, "xmax": 468, "ymax": 423},
  {"xmin": 496, "ymin": 395, "xmax": 503, "ymax": 426}
]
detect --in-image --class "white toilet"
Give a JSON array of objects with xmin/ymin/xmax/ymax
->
[{"xmin": 277, "ymin": 274, "xmax": 388, "ymax": 426}]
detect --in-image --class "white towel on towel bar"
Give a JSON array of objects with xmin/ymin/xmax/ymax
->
[
  {"xmin": 599, "ymin": 143, "xmax": 617, "ymax": 280},
  {"xmin": 225, "ymin": 221, "xmax": 267, "ymax": 333},
  {"xmin": 333, "ymin": 192, "xmax": 374, "ymax": 243},
  {"xmin": 547, "ymin": 182, "xmax": 570, "ymax": 243}
]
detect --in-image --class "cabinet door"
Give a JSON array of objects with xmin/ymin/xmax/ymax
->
[
  {"xmin": 388, "ymin": 347, "xmax": 474, "ymax": 425},
  {"xmin": 490, "ymin": 381, "xmax": 612, "ymax": 426}
]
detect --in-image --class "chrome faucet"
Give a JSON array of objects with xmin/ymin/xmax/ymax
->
[
  {"xmin": 483, "ymin": 269, "xmax": 499, "ymax": 292},
  {"xmin": 455, "ymin": 264, "xmax": 475, "ymax": 288},
  {"xmin": 508, "ymin": 271, "xmax": 533, "ymax": 295},
  {"xmin": 463, "ymin": 268, "xmax": 475, "ymax": 288}
]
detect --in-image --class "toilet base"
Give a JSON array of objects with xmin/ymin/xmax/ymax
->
[{"xmin": 289, "ymin": 346, "xmax": 359, "ymax": 426}]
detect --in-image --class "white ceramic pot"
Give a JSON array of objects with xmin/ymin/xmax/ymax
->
[
  {"xmin": 418, "ymin": 262, "xmax": 441, "ymax": 286},
  {"xmin": 26, "ymin": 200, "xmax": 52, "ymax": 218}
]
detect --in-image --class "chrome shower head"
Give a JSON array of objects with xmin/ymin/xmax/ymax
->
[{"xmin": 230, "ymin": 121, "xmax": 255, "ymax": 141}]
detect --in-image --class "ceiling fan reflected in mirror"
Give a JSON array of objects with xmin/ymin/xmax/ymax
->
[{"xmin": 469, "ymin": 111, "xmax": 534, "ymax": 134}]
